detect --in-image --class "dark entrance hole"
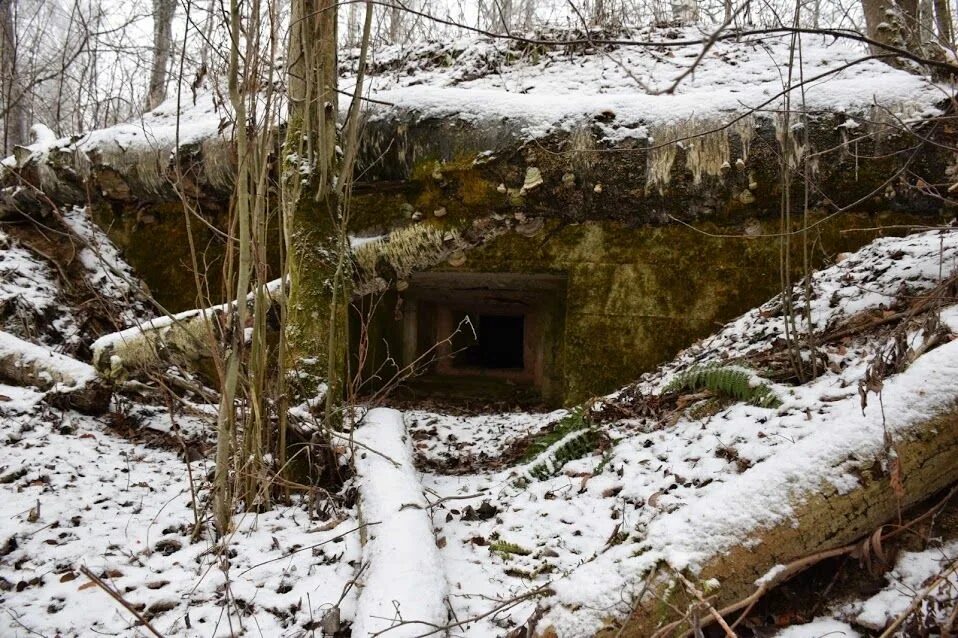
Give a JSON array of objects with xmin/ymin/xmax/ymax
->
[{"xmin": 454, "ymin": 314, "xmax": 525, "ymax": 370}]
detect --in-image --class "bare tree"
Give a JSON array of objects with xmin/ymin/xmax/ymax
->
[
  {"xmin": 860, "ymin": 0, "xmax": 953, "ymax": 59},
  {"xmin": 389, "ymin": 0, "xmax": 404, "ymax": 42},
  {"xmin": 147, "ymin": 0, "xmax": 175, "ymax": 110},
  {"xmin": 933, "ymin": 0, "xmax": 953, "ymax": 46},
  {"xmin": 0, "ymin": 0, "xmax": 27, "ymax": 153}
]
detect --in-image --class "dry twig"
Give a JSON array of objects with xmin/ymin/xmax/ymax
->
[{"xmin": 79, "ymin": 565, "xmax": 166, "ymax": 638}]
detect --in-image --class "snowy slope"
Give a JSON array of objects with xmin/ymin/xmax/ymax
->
[
  {"xmin": 356, "ymin": 27, "xmax": 945, "ymax": 141},
  {"xmin": 2, "ymin": 227, "xmax": 957, "ymax": 637},
  {"xmin": 407, "ymin": 229, "xmax": 958, "ymax": 636},
  {"xmin": 4, "ymin": 26, "xmax": 948, "ymax": 171},
  {"xmin": 0, "ymin": 207, "xmax": 149, "ymax": 351}
]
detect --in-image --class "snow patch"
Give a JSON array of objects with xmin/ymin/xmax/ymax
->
[{"xmin": 352, "ymin": 408, "xmax": 449, "ymax": 637}]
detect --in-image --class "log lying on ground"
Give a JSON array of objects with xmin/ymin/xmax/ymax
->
[
  {"xmin": 539, "ymin": 337, "xmax": 958, "ymax": 637},
  {"xmin": 0, "ymin": 331, "xmax": 109, "ymax": 414},
  {"xmin": 352, "ymin": 408, "xmax": 449, "ymax": 638},
  {"xmin": 91, "ymin": 308, "xmax": 218, "ymax": 381},
  {"xmin": 90, "ymin": 279, "xmax": 283, "ymax": 381},
  {"xmin": 629, "ymin": 410, "xmax": 958, "ymax": 638}
]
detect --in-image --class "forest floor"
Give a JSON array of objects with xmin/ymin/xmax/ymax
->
[{"xmin": 1, "ymin": 209, "xmax": 957, "ymax": 637}]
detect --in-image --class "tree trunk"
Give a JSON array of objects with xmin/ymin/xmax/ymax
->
[
  {"xmin": 147, "ymin": 0, "xmax": 175, "ymax": 110},
  {"xmin": 898, "ymin": 0, "xmax": 924, "ymax": 50},
  {"xmin": 933, "ymin": 0, "xmax": 954, "ymax": 45},
  {"xmin": 498, "ymin": 0, "xmax": 514, "ymax": 31},
  {"xmin": 920, "ymin": 0, "xmax": 936, "ymax": 41},
  {"xmin": 284, "ymin": 0, "xmax": 348, "ymax": 422},
  {"xmin": 0, "ymin": 0, "xmax": 27, "ymax": 154},
  {"xmin": 861, "ymin": 0, "xmax": 927, "ymax": 61},
  {"xmin": 671, "ymin": 0, "xmax": 698, "ymax": 25},
  {"xmin": 389, "ymin": 1, "xmax": 403, "ymax": 43},
  {"xmin": 862, "ymin": 0, "xmax": 904, "ymax": 53}
]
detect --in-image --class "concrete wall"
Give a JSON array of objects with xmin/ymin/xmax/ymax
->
[{"xmin": 412, "ymin": 211, "xmax": 939, "ymax": 404}]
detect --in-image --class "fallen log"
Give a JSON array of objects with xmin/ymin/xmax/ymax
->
[
  {"xmin": 351, "ymin": 407, "xmax": 450, "ymax": 638},
  {"xmin": 90, "ymin": 307, "xmax": 219, "ymax": 381},
  {"xmin": 0, "ymin": 331, "xmax": 110, "ymax": 414},
  {"xmin": 537, "ymin": 337, "xmax": 958, "ymax": 637},
  {"xmin": 635, "ymin": 416, "xmax": 958, "ymax": 638},
  {"xmin": 90, "ymin": 279, "xmax": 283, "ymax": 381}
]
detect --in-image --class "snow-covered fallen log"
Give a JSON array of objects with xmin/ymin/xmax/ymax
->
[
  {"xmin": 91, "ymin": 306, "xmax": 217, "ymax": 380},
  {"xmin": 91, "ymin": 279, "xmax": 283, "ymax": 380},
  {"xmin": 0, "ymin": 331, "xmax": 109, "ymax": 413},
  {"xmin": 542, "ymin": 335, "xmax": 958, "ymax": 637},
  {"xmin": 352, "ymin": 408, "xmax": 449, "ymax": 637}
]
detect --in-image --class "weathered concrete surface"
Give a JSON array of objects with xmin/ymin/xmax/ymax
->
[
  {"xmin": 356, "ymin": 211, "xmax": 946, "ymax": 405},
  {"xmin": 3, "ymin": 102, "xmax": 954, "ymax": 228},
  {"xmin": 350, "ymin": 105, "xmax": 956, "ymax": 230},
  {"xmin": 2, "ymin": 104, "xmax": 954, "ymax": 399}
]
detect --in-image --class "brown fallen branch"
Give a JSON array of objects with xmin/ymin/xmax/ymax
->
[
  {"xmin": 672, "ymin": 572, "xmax": 738, "ymax": 638},
  {"xmin": 822, "ymin": 273, "xmax": 958, "ymax": 344},
  {"xmin": 650, "ymin": 484, "xmax": 958, "ymax": 638},
  {"xmin": 78, "ymin": 565, "xmax": 166, "ymax": 638},
  {"xmin": 877, "ymin": 557, "xmax": 958, "ymax": 638}
]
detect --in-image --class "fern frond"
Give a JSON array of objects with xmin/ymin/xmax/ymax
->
[
  {"xmin": 490, "ymin": 540, "xmax": 532, "ymax": 557},
  {"xmin": 526, "ymin": 428, "xmax": 599, "ymax": 481},
  {"xmin": 665, "ymin": 364, "xmax": 781, "ymax": 409},
  {"xmin": 520, "ymin": 407, "xmax": 588, "ymax": 463}
]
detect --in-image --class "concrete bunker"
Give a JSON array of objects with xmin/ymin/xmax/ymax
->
[
  {"xmin": 35, "ymin": 102, "xmax": 951, "ymax": 409},
  {"xmin": 347, "ymin": 211, "xmax": 945, "ymax": 409},
  {"xmin": 354, "ymin": 271, "xmax": 567, "ymax": 406}
]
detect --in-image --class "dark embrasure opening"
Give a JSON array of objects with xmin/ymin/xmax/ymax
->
[{"xmin": 453, "ymin": 313, "xmax": 525, "ymax": 370}]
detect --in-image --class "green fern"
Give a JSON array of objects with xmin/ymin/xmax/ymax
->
[
  {"xmin": 526, "ymin": 428, "xmax": 599, "ymax": 481},
  {"xmin": 514, "ymin": 407, "xmax": 602, "ymax": 483},
  {"xmin": 490, "ymin": 540, "xmax": 532, "ymax": 557},
  {"xmin": 520, "ymin": 407, "xmax": 589, "ymax": 463},
  {"xmin": 665, "ymin": 364, "xmax": 781, "ymax": 409}
]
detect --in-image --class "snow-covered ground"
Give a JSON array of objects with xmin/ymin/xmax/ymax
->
[
  {"xmin": 0, "ymin": 382, "xmax": 362, "ymax": 637},
  {"xmin": 407, "ymin": 408, "xmax": 566, "ymax": 472},
  {"xmin": 356, "ymin": 26, "xmax": 945, "ymax": 141},
  {"xmin": 0, "ymin": 229, "xmax": 81, "ymax": 347},
  {"xmin": 4, "ymin": 25, "xmax": 949, "ymax": 172},
  {"xmin": 0, "ymin": 207, "xmax": 148, "ymax": 353},
  {"xmin": 2, "ymin": 208, "xmax": 957, "ymax": 637},
  {"xmin": 774, "ymin": 541, "xmax": 958, "ymax": 637}
]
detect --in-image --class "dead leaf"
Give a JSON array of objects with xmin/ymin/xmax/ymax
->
[{"xmin": 889, "ymin": 454, "xmax": 905, "ymax": 502}]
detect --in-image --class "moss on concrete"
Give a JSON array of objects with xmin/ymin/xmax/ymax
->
[
  {"xmin": 91, "ymin": 201, "xmax": 232, "ymax": 312},
  {"xmin": 93, "ymin": 180, "xmax": 944, "ymax": 408},
  {"xmin": 406, "ymin": 210, "xmax": 943, "ymax": 405}
]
